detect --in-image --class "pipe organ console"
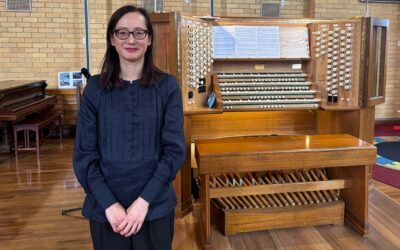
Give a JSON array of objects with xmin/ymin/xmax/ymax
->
[{"xmin": 149, "ymin": 13, "xmax": 388, "ymax": 247}]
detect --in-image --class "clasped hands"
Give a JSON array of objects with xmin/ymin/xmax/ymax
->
[{"xmin": 105, "ymin": 197, "xmax": 149, "ymax": 237}]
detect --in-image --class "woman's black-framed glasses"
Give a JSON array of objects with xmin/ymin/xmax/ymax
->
[{"xmin": 114, "ymin": 29, "xmax": 148, "ymax": 40}]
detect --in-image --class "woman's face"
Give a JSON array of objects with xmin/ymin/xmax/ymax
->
[{"xmin": 111, "ymin": 12, "xmax": 151, "ymax": 64}]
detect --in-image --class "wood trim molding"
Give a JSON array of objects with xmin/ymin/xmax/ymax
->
[{"xmin": 375, "ymin": 118, "xmax": 400, "ymax": 124}]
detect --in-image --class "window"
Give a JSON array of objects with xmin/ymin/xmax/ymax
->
[{"xmin": 6, "ymin": 0, "xmax": 32, "ymax": 12}]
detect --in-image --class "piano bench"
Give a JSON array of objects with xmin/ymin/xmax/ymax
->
[{"xmin": 13, "ymin": 111, "xmax": 63, "ymax": 159}]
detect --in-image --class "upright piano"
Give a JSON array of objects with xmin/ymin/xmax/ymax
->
[{"xmin": 0, "ymin": 80, "xmax": 57, "ymax": 152}]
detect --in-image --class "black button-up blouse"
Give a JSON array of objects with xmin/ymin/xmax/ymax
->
[{"xmin": 73, "ymin": 73, "xmax": 185, "ymax": 222}]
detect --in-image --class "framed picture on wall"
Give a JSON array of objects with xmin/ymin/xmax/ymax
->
[
  {"xmin": 360, "ymin": 0, "xmax": 400, "ymax": 3},
  {"xmin": 58, "ymin": 71, "xmax": 85, "ymax": 89}
]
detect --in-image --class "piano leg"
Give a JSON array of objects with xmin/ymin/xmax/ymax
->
[{"xmin": 0, "ymin": 121, "xmax": 12, "ymax": 153}]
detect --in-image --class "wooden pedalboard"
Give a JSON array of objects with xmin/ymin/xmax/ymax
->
[
  {"xmin": 195, "ymin": 134, "xmax": 376, "ymax": 249},
  {"xmin": 203, "ymin": 168, "xmax": 346, "ymax": 235},
  {"xmin": 211, "ymin": 199, "xmax": 344, "ymax": 235}
]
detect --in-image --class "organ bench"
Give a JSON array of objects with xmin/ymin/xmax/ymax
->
[{"xmin": 195, "ymin": 134, "xmax": 376, "ymax": 249}]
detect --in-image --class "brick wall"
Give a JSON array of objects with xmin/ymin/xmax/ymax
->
[
  {"xmin": 0, "ymin": 0, "xmax": 134, "ymax": 85},
  {"xmin": 0, "ymin": 1, "xmax": 87, "ymax": 81},
  {"xmin": 165, "ymin": 0, "xmax": 307, "ymax": 17},
  {"xmin": 0, "ymin": 0, "xmax": 398, "ymax": 119}
]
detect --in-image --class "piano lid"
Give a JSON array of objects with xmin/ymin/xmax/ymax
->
[
  {"xmin": 0, "ymin": 80, "xmax": 55, "ymax": 122},
  {"xmin": 0, "ymin": 80, "xmax": 47, "ymax": 92}
]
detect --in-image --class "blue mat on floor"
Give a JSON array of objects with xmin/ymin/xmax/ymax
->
[
  {"xmin": 376, "ymin": 142, "xmax": 400, "ymax": 162},
  {"xmin": 374, "ymin": 137, "xmax": 400, "ymax": 171}
]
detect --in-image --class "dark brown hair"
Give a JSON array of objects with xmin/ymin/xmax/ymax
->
[{"xmin": 100, "ymin": 5, "xmax": 162, "ymax": 89}]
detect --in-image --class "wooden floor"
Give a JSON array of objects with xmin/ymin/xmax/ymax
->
[{"xmin": 1, "ymin": 138, "xmax": 400, "ymax": 249}]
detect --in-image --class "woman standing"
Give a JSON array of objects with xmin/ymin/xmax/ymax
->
[{"xmin": 73, "ymin": 5, "xmax": 185, "ymax": 250}]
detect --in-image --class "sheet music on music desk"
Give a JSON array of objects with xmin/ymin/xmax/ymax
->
[
  {"xmin": 256, "ymin": 26, "xmax": 280, "ymax": 58},
  {"xmin": 212, "ymin": 26, "xmax": 236, "ymax": 58},
  {"xmin": 235, "ymin": 26, "xmax": 258, "ymax": 57},
  {"xmin": 280, "ymin": 27, "xmax": 310, "ymax": 58},
  {"xmin": 213, "ymin": 25, "xmax": 280, "ymax": 58}
]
